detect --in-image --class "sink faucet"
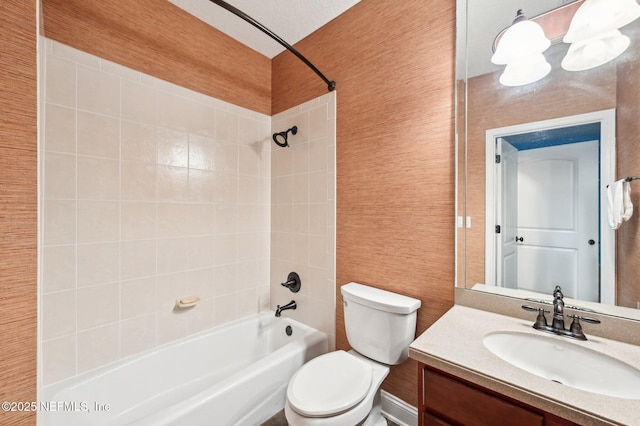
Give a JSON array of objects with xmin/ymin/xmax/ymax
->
[
  {"xmin": 275, "ymin": 300, "xmax": 296, "ymax": 317},
  {"xmin": 522, "ymin": 285, "xmax": 601, "ymax": 340},
  {"xmin": 552, "ymin": 285, "xmax": 565, "ymax": 331}
]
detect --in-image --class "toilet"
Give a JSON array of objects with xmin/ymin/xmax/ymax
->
[{"xmin": 284, "ymin": 282, "xmax": 421, "ymax": 426}]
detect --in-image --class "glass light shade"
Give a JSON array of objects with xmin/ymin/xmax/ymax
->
[
  {"xmin": 562, "ymin": 30, "xmax": 631, "ymax": 71},
  {"xmin": 491, "ymin": 20, "xmax": 551, "ymax": 65},
  {"xmin": 564, "ymin": 0, "xmax": 640, "ymax": 43},
  {"xmin": 499, "ymin": 54, "xmax": 551, "ymax": 86}
]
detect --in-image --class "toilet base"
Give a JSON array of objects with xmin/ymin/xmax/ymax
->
[{"xmin": 360, "ymin": 390, "xmax": 387, "ymax": 426}]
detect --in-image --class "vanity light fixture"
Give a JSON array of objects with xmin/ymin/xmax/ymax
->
[
  {"xmin": 491, "ymin": 10, "xmax": 551, "ymax": 86},
  {"xmin": 499, "ymin": 53, "xmax": 552, "ymax": 86},
  {"xmin": 561, "ymin": 0, "xmax": 640, "ymax": 71}
]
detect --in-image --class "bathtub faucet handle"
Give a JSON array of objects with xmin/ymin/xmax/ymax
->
[
  {"xmin": 280, "ymin": 272, "xmax": 301, "ymax": 293},
  {"xmin": 275, "ymin": 300, "xmax": 297, "ymax": 317}
]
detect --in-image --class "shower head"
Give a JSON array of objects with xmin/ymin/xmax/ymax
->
[{"xmin": 272, "ymin": 126, "xmax": 297, "ymax": 147}]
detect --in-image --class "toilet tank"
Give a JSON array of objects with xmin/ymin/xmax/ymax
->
[{"xmin": 341, "ymin": 282, "xmax": 421, "ymax": 365}]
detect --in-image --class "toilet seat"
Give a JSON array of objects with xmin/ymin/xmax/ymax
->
[{"xmin": 287, "ymin": 350, "xmax": 373, "ymax": 417}]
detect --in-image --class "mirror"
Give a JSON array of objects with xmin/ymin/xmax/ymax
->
[{"xmin": 456, "ymin": 0, "xmax": 640, "ymax": 320}]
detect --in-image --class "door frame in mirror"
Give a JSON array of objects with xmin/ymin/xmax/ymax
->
[{"xmin": 484, "ymin": 109, "xmax": 616, "ymax": 303}]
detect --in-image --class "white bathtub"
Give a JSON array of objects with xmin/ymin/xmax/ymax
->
[{"xmin": 40, "ymin": 313, "xmax": 328, "ymax": 425}]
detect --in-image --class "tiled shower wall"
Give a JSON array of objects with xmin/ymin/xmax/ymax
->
[
  {"xmin": 270, "ymin": 94, "xmax": 337, "ymax": 349},
  {"xmin": 40, "ymin": 39, "xmax": 272, "ymax": 385}
]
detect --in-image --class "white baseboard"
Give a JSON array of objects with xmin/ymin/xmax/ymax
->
[{"xmin": 380, "ymin": 390, "xmax": 418, "ymax": 426}]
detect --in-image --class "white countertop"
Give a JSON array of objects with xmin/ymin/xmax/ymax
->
[{"xmin": 409, "ymin": 305, "xmax": 640, "ymax": 426}]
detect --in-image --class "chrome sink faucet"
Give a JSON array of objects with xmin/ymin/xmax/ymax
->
[{"xmin": 522, "ymin": 285, "xmax": 601, "ymax": 340}]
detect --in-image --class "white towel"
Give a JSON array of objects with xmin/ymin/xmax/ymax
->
[{"xmin": 607, "ymin": 179, "xmax": 633, "ymax": 229}]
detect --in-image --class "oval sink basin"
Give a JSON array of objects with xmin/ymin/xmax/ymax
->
[{"xmin": 483, "ymin": 331, "xmax": 640, "ymax": 399}]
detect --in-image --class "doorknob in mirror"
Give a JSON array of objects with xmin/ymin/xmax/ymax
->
[{"xmin": 515, "ymin": 236, "xmax": 523, "ymax": 242}]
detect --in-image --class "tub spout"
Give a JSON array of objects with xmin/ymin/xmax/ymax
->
[{"xmin": 275, "ymin": 300, "xmax": 296, "ymax": 317}]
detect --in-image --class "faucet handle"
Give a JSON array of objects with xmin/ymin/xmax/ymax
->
[
  {"xmin": 568, "ymin": 314, "xmax": 601, "ymax": 325},
  {"xmin": 522, "ymin": 305, "xmax": 541, "ymax": 312},
  {"xmin": 522, "ymin": 305, "xmax": 550, "ymax": 329},
  {"xmin": 567, "ymin": 314, "xmax": 600, "ymax": 340},
  {"xmin": 280, "ymin": 272, "xmax": 301, "ymax": 293}
]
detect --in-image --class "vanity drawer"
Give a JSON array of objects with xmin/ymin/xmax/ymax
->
[{"xmin": 422, "ymin": 367, "xmax": 544, "ymax": 426}]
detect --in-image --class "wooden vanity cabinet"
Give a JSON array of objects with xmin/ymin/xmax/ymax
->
[{"xmin": 418, "ymin": 363, "xmax": 580, "ymax": 426}]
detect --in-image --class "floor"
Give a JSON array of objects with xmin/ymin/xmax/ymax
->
[{"xmin": 261, "ymin": 410, "xmax": 401, "ymax": 426}]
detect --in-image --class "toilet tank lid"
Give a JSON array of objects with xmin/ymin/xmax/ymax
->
[{"xmin": 341, "ymin": 282, "xmax": 421, "ymax": 314}]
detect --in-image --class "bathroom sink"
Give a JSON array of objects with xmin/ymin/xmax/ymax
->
[{"xmin": 483, "ymin": 331, "xmax": 640, "ymax": 399}]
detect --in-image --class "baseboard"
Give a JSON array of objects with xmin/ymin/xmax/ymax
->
[{"xmin": 380, "ymin": 390, "xmax": 418, "ymax": 426}]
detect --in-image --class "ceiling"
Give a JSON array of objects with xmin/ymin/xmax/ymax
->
[{"xmin": 168, "ymin": 0, "xmax": 361, "ymax": 58}]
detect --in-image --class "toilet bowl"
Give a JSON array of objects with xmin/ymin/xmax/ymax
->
[
  {"xmin": 284, "ymin": 350, "xmax": 389, "ymax": 426},
  {"xmin": 284, "ymin": 283, "xmax": 421, "ymax": 426}
]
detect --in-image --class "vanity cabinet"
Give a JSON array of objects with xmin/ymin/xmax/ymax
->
[{"xmin": 418, "ymin": 364, "xmax": 579, "ymax": 426}]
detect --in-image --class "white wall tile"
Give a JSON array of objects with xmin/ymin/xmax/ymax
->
[
  {"xmin": 121, "ymin": 121, "xmax": 157, "ymax": 163},
  {"xmin": 120, "ymin": 314, "xmax": 157, "ymax": 358},
  {"xmin": 77, "ymin": 242, "xmax": 120, "ymax": 287},
  {"xmin": 158, "ymin": 91, "xmax": 191, "ymax": 132},
  {"xmin": 76, "ymin": 200, "xmax": 119, "ymax": 243},
  {"xmin": 120, "ymin": 240, "xmax": 157, "ymax": 280},
  {"xmin": 77, "ymin": 156, "xmax": 120, "ymax": 200},
  {"xmin": 43, "ymin": 200, "xmax": 76, "ymax": 245},
  {"xmin": 42, "ymin": 245, "xmax": 76, "ymax": 293},
  {"xmin": 77, "ymin": 65, "xmax": 120, "ymax": 117},
  {"xmin": 45, "ymin": 55, "xmax": 76, "ymax": 107},
  {"xmin": 77, "ymin": 283, "xmax": 119, "ymax": 330},
  {"xmin": 41, "ymin": 290, "xmax": 76, "ymax": 340},
  {"xmin": 120, "ymin": 277, "xmax": 157, "ymax": 320},
  {"xmin": 121, "ymin": 162, "xmax": 157, "ymax": 201},
  {"xmin": 52, "ymin": 41, "xmax": 100, "ymax": 68},
  {"xmin": 42, "ymin": 335, "xmax": 77, "ymax": 386},
  {"xmin": 157, "ymin": 238, "xmax": 188, "ymax": 274},
  {"xmin": 44, "ymin": 104, "xmax": 76, "ymax": 153},
  {"xmin": 77, "ymin": 111, "xmax": 120, "ymax": 159},
  {"xmin": 44, "ymin": 152, "xmax": 76, "ymax": 199},
  {"xmin": 121, "ymin": 79, "xmax": 157, "ymax": 125},
  {"xmin": 77, "ymin": 324, "xmax": 119, "ymax": 373},
  {"xmin": 121, "ymin": 202, "xmax": 157, "ymax": 240}
]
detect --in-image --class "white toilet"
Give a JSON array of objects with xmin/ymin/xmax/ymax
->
[{"xmin": 284, "ymin": 282, "xmax": 421, "ymax": 426}]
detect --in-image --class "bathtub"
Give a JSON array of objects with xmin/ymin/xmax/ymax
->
[{"xmin": 40, "ymin": 313, "xmax": 328, "ymax": 425}]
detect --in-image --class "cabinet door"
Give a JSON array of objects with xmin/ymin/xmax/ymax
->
[{"xmin": 423, "ymin": 368, "xmax": 544, "ymax": 426}]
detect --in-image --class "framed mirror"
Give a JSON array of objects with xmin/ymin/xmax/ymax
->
[{"xmin": 456, "ymin": 0, "xmax": 640, "ymax": 320}]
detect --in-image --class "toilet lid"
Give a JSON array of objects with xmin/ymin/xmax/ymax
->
[{"xmin": 287, "ymin": 350, "xmax": 373, "ymax": 417}]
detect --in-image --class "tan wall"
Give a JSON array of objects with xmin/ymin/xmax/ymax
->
[
  {"xmin": 272, "ymin": 0, "xmax": 457, "ymax": 405},
  {"xmin": 0, "ymin": 1, "xmax": 38, "ymax": 425},
  {"xmin": 42, "ymin": 0, "xmax": 271, "ymax": 115}
]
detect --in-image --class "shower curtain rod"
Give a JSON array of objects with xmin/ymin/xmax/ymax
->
[{"xmin": 208, "ymin": 0, "xmax": 336, "ymax": 92}]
